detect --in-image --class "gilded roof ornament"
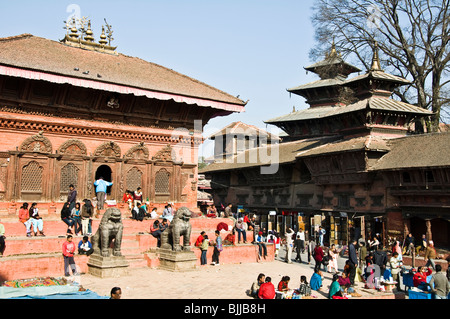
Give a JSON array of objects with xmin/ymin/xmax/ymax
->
[
  {"xmin": 65, "ymin": 17, "xmax": 79, "ymax": 39},
  {"xmin": 84, "ymin": 20, "xmax": 95, "ymax": 42},
  {"xmin": 99, "ymin": 26, "xmax": 108, "ymax": 46},
  {"xmin": 370, "ymin": 41, "xmax": 383, "ymax": 72},
  {"xmin": 61, "ymin": 18, "xmax": 118, "ymax": 55}
]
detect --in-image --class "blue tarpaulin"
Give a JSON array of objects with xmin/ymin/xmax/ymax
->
[{"xmin": 0, "ymin": 285, "xmax": 108, "ymax": 299}]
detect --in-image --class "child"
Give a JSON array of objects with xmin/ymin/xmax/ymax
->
[
  {"xmin": 29, "ymin": 202, "xmax": 45, "ymax": 236},
  {"xmin": 62, "ymin": 235, "xmax": 78, "ymax": 276},
  {"xmin": 78, "ymin": 236, "xmax": 94, "ymax": 256},
  {"xmin": 200, "ymin": 235, "xmax": 209, "ymax": 265},
  {"xmin": 122, "ymin": 190, "xmax": 133, "ymax": 210},
  {"xmin": 71, "ymin": 202, "xmax": 82, "ymax": 235},
  {"xmin": 212, "ymin": 230, "xmax": 222, "ymax": 266},
  {"xmin": 277, "ymin": 276, "xmax": 290, "ymax": 292},
  {"xmin": 297, "ymin": 275, "xmax": 311, "ymax": 297}
]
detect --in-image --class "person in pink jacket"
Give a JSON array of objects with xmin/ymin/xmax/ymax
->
[{"xmin": 62, "ymin": 235, "xmax": 79, "ymax": 277}]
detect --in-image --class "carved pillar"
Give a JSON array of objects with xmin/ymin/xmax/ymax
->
[
  {"xmin": 7, "ymin": 152, "xmax": 20, "ymax": 201},
  {"xmin": 403, "ymin": 218, "xmax": 411, "ymax": 238},
  {"xmin": 425, "ymin": 219, "xmax": 432, "ymax": 242},
  {"xmin": 87, "ymin": 159, "xmax": 93, "ymax": 200}
]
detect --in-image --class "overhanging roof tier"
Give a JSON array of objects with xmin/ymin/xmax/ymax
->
[
  {"xmin": 369, "ymin": 132, "xmax": 450, "ymax": 171},
  {"xmin": 295, "ymin": 135, "xmax": 390, "ymax": 159},
  {"xmin": 199, "ymin": 136, "xmax": 338, "ymax": 173},
  {"xmin": 265, "ymin": 97, "xmax": 432, "ymax": 124},
  {"xmin": 0, "ymin": 34, "xmax": 246, "ymax": 113}
]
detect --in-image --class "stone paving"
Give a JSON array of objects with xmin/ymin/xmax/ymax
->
[{"xmin": 78, "ymin": 247, "xmax": 407, "ymax": 300}]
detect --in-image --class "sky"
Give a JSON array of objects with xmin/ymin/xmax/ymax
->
[{"xmin": 0, "ymin": 0, "xmax": 321, "ymax": 158}]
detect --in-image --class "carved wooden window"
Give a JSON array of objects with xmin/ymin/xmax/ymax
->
[
  {"xmin": 126, "ymin": 167, "xmax": 143, "ymax": 192},
  {"xmin": 155, "ymin": 169, "xmax": 170, "ymax": 194},
  {"xmin": 60, "ymin": 163, "xmax": 79, "ymax": 192},
  {"xmin": 21, "ymin": 161, "xmax": 43, "ymax": 192}
]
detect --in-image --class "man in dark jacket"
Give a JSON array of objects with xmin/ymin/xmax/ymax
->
[
  {"xmin": 373, "ymin": 250, "xmax": 388, "ymax": 270},
  {"xmin": 348, "ymin": 240, "xmax": 358, "ymax": 285},
  {"xmin": 67, "ymin": 184, "xmax": 77, "ymax": 211}
]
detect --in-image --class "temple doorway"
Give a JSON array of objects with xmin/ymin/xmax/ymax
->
[{"xmin": 95, "ymin": 165, "xmax": 112, "ymax": 195}]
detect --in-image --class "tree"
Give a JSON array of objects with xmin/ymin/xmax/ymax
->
[
  {"xmin": 198, "ymin": 156, "xmax": 209, "ymax": 170},
  {"xmin": 310, "ymin": 0, "xmax": 450, "ymax": 132}
]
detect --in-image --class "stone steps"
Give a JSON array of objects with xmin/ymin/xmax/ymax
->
[
  {"xmin": 0, "ymin": 215, "xmax": 262, "ymax": 281},
  {"xmin": 0, "ymin": 242, "xmax": 272, "ymax": 281},
  {"xmin": 2, "ymin": 216, "xmax": 233, "ymax": 237}
]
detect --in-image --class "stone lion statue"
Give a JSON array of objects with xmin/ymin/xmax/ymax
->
[
  {"xmin": 160, "ymin": 207, "xmax": 192, "ymax": 252},
  {"xmin": 91, "ymin": 207, "xmax": 124, "ymax": 257}
]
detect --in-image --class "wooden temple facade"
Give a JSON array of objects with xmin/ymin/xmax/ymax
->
[
  {"xmin": 201, "ymin": 44, "xmax": 450, "ymax": 249},
  {"xmin": 0, "ymin": 27, "xmax": 245, "ymax": 212}
]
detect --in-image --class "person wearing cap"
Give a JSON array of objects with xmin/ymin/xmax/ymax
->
[{"xmin": 425, "ymin": 240, "xmax": 437, "ymax": 270}]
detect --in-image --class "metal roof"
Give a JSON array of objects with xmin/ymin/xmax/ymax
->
[{"xmin": 265, "ymin": 97, "xmax": 432, "ymax": 124}]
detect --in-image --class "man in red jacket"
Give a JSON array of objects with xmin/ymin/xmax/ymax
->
[
  {"xmin": 62, "ymin": 235, "xmax": 79, "ymax": 277},
  {"xmin": 313, "ymin": 245, "xmax": 324, "ymax": 273},
  {"xmin": 258, "ymin": 277, "xmax": 276, "ymax": 299}
]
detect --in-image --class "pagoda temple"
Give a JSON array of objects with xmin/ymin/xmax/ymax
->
[{"xmin": 202, "ymin": 44, "xmax": 450, "ymax": 250}]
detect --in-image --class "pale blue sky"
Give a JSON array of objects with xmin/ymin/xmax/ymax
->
[{"xmin": 0, "ymin": 0, "xmax": 319, "ymax": 157}]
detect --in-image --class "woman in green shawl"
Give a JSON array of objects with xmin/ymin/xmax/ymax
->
[{"xmin": 329, "ymin": 273, "xmax": 342, "ymax": 299}]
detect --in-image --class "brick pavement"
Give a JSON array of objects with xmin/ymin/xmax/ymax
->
[{"xmin": 78, "ymin": 248, "xmax": 406, "ymax": 300}]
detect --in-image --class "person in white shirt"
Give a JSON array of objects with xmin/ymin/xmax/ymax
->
[
  {"xmin": 285, "ymin": 228, "xmax": 295, "ymax": 264},
  {"xmin": 150, "ymin": 207, "xmax": 159, "ymax": 219}
]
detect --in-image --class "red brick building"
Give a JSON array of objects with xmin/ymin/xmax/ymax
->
[{"xmin": 0, "ymin": 31, "xmax": 245, "ymax": 213}]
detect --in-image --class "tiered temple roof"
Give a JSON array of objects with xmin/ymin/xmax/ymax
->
[{"xmin": 266, "ymin": 43, "xmax": 433, "ymax": 139}]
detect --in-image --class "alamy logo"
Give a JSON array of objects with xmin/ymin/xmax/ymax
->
[{"xmin": 366, "ymin": 4, "xmax": 382, "ymax": 30}]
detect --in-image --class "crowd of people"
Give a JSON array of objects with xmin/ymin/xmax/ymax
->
[
  {"xmin": 250, "ymin": 222, "xmax": 450, "ymax": 299},
  {"xmin": 7, "ymin": 193, "xmax": 450, "ymax": 299},
  {"xmin": 194, "ymin": 228, "xmax": 224, "ymax": 266},
  {"xmin": 250, "ymin": 273, "xmax": 315, "ymax": 299}
]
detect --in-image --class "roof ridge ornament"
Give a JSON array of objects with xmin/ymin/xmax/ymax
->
[
  {"xmin": 326, "ymin": 40, "xmax": 338, "ymax": 59},
  {"xmin": 370, "ymin": 41, "xmax": 384, "ymax": 72},
  {"xmin": 61, "ymin": 18, "xmax": 118, "ymax": 55},
  {"xmin": 84, "ymin": 20, "xmax": 95, "ymax": 42}
]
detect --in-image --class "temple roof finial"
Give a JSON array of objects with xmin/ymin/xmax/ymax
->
[
  {"xmin": 370, "ymin": 41, "xmax": 383, "ymax": 72},
  {"xmin": 99, "ymin": 26, "xmax": 108, "ymax": 46},
  {"xmin": 68, "ymin": 17, "xmax": 79, "ymax": 40},
  {"xmin": 84, "ymin": 20, "xmax": 95, "ymax": 42}
]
